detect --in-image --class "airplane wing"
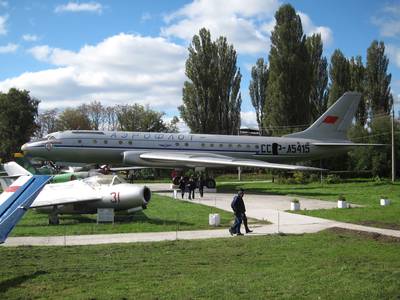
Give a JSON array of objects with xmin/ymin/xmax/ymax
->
[
  {"xmin": 0, "ymin": 175, "xmax": 51, "ymax": 243},
  {"xmin": 31, "ymin": 180, "xmax": 101, "ymax": 208},
  {"xmin": 138, "ymin": 152, "xmax": 324, "ymax": 171}
]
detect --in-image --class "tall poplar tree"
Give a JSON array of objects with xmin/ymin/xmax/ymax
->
[
  {"xmin": 264, "ymin": 4, "xmax": 311, "ymax": 135},
  {"xmin": 249, "ymin": 58, "xmax": 269, "ymax": 135},
  {"xmin": 349, "ymin": 56, "xmax": 367, "ymax": 126},
  {"xmin": 306, "ymin": 34, "xmax": 328, "ymax": 122},
  {"xmin": 179, "ymin": 28, "xmax": 241, "ymax": 134},
  {"xmin": 215, "ymin": 36, "xmax": 242, "ymax": 135},
  {"xmin": 365, "ymin": 40, "xmax": 392, "ymax": 117},
  {"xmin": 328, "ymin": 49, "xmax": 351, "ymax": 107}
]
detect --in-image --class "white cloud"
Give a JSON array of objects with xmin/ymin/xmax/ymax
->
[
  {"xmin": 0, "ymin": 1, "xmax": 8, "ymax": 8},
  {"xmin": 372, "ymin": 4, "xmax": 400, "ymax": 38},
  {"xmin": 0, "ymin": 43, "xmax": 18, "ymax": 53},
  {"xmin": 55, "ymin": 2, "xmax": 103, "ymax": 14},
  {"xmin": 162, "ymin": 0, "xmax": 281, "ymax": 55},
  {"xmin": 0, "ymin": 34, "xmax": 186, "ymax": 110},
  {"xmin": 240, "ymin": 111, "xmax": 258, "ymax": 129},
  {"xmin": 298, "ymin": 12, "xmax": 333, "ymax": 46},
  {"xmin": 0, "ymin": 15, "xmax": 8, "ymax": 35},
  {"xmin": 22, "ymin": 34, "xmax": 39, "ymax": 42},
  {"xmin": 141, "ymin": 12, "xmax": 151, "ymax": 23},
  {"xmin": 386, "ymin": 44, "xmax": 400, "ymax": 68},
  {"xmin": 162, "ymin": 0, "xmax": 333, "ymax": 55}
]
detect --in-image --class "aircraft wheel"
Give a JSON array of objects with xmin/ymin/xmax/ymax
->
[
  {"xmin": 205, "ymin": 178, "xmax": 216, "ymax": 189},
  {"xmin": 48, "ymin": 214, "xmax": 59, "ymax": 225}
]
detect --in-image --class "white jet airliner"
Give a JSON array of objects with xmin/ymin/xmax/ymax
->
[{"xmin": 22, "ymin": 92, "xmax": 371, "ymax": 177}]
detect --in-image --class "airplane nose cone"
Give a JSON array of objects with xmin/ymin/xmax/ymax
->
[{"xmin": 21, "ymin": 143, "xmax": 28, "ymax": 152}]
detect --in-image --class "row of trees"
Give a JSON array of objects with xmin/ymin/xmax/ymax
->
[{"xmin": 36, "ymin": 101, "xmax": 179, "ymax": 137}]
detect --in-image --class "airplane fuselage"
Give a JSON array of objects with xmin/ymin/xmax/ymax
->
[{"xmin": 23, "ymin": 130, "xmax": 350, "ymax": 167}]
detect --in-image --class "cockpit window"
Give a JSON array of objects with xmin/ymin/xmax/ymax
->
[
  {"xmin": 47, "ymin": 135, "xmax": 56, "ymax": 140},
  {"xmin": 110, "ymin": 176, "xmax": 124, "ymax": 186}
]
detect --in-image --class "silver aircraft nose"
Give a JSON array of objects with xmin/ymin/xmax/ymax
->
[{"xmin": 21, "ymin": 143, "xmax": 28, "ymax": 152}]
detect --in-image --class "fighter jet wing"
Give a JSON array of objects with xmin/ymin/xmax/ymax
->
[
  {"xmin": 31, "ymin": 180, "xmax": 101, "ymax": 208},
  {"xmin": 138, "ymin": 152, "xmax": 324, "ymax": 171}
]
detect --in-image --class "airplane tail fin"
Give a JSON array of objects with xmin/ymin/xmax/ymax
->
[
  {"xmin": 284, "ymin": 92, "xmax": 361, "ymax": 141},
  {"xmin": 0, "ymin": 175, "xmax": 51, "ymax": 243},
  {"xmin": 3, "ymin": 162, "xmax": 32, "ymax": 177},
  {"xmin": 14, "ymin": 153, "xmax": 40, "ymax": 175}
]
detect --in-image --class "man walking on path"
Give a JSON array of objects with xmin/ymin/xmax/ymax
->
[{"xmin": 229, "ymin": 189, "xmax": 252, "ymax": 236}]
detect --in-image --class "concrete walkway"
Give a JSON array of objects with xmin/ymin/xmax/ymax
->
[{"xmin": 2, "ymin": 188, "xmax": 400, "ymax": 246}]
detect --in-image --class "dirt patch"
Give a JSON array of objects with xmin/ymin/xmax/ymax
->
[
  {"xmin": 327, "ymin": 227, "xmax": 400, "ymax": 243},
  {"xmin": 358, "ymin": 221, "xmax": 400, "ymax": 231}
]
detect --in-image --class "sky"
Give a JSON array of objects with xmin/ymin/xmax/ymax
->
[{"xmin": 0, "ymin": 0, "xmax": 399, "ymax": 131}]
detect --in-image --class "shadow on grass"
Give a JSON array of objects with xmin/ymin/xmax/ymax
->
[
  {"xmin": 0, "ymin": 270, "xmax": 47, "ymax": 294},
  {"xmin": 17, "ymin": 211, "xmax": 194, "ymax": 227}
]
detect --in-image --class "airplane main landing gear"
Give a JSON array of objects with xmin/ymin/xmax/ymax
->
[
  {"xmin": 204, "ymin": 178, "xmax": 216, "ymax": 189},
  {"xmin": 48, "ymin": 206, "xmax": 60, "ymax": 225}
]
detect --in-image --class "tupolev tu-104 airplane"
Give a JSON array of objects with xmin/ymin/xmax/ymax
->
[{"xmin": 22, "ymin": 92, "xmax": 375, "ymax": 178}]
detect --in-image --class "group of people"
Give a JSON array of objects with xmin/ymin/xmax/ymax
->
[{"xmin": 178, "ymin": 175, "xmax": 205, "ymax": 200}]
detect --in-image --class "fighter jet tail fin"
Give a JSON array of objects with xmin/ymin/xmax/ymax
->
[
  {"xmin": 3, "ymin": 161, "xmax": 32, "ymax": 177},
  {"xmin": 284, "ymin": 92, "xmax": 361, "ymax": 141}
]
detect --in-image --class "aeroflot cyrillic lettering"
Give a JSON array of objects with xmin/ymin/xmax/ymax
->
[{"xmin": 106, "ymin": 132, "xmax": 194, "ymax": 141}]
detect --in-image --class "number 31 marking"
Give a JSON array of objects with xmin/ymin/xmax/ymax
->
[{"xmin": 110, "ymin": 192, "xmax": 120, "ymax": 203}]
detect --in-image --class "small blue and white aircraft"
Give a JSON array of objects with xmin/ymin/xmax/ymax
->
[
  {"xmin": 0, "ymin": 175, "xmax": 51, "ymax": 243},
  {"xmin": 2, "ymin": 162, "xmax": 151, "ymax": 224}
]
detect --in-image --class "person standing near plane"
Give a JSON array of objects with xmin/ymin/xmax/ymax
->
[
  {"xmin": 178, "ymin": 176, "xmax": 186, "ymax": 199},
  {"xmin": 188, "ymin": 176, "xmax": 196, "ymax": 200},
  {"xmin": 229, "ymin": 189, "xmax": 252, "ymax": 235},
  {"xmin": 198, "ymin": 175, "xmax": 205, "ymax": 198}
]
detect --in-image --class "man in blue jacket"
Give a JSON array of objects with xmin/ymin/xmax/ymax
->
[{"xmin": 229, "ymin": 189, "xmax": 252, "ymax": 236}]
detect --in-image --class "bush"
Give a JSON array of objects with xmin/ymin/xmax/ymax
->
[
  {"xmin": 323, "ymin": 174, "xmax": 341, "ymax": 184},
  {"xmin": 293, "ymin": 172, "xmax": 306, "ymax": 184}
]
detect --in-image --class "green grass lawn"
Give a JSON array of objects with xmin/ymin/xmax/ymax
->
[
  {"xmin": 218, "ymin": 179, "xmax": 400, "ymax": 229},
  {"xmin": 10, "ymin": 194, "xmax": 234, "ymax": 237},
  {"xmin": 0, "ymin": 229, "xmax": 399, "ymax": 299}
]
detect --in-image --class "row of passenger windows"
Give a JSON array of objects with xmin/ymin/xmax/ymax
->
[
  {"xmin": 77, "ymin": 139, "xmax": 133, "ymax": 145},
  {"xmin": 77, "ymin": 139, "xmax": 260, "ymax": 149}
]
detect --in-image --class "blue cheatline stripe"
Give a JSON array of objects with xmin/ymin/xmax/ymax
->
[
  {"xmin": 31, "ymin": 144, "xmax": 262, "ymax": 154},
  {"xmin": 0, "ymin": 175, "xmax": 51, "ymax": 243}
]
